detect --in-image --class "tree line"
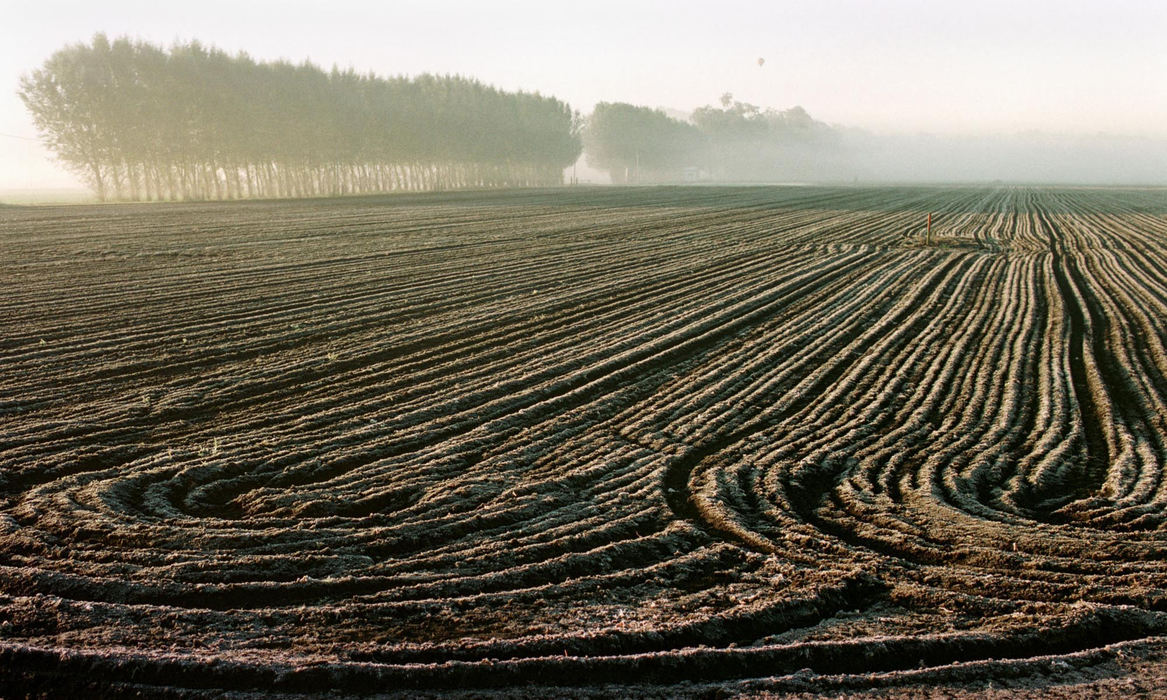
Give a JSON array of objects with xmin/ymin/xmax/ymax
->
[
  {"xmin": 19, "ymin": 35, "xmax": 581, "ymax": 201},
  {"xmin": 583, "ymin": 95, "xmax": 847, "ymax": 184}
]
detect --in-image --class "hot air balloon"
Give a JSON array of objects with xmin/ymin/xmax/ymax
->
[{"xmin": 757, "ymin": 57, "xmax": 765, "ymax": 67}]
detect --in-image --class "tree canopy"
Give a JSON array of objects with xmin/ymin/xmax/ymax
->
[{"xmin": 19, "ymin": 35, "xmax": 582, "ymax": 201}]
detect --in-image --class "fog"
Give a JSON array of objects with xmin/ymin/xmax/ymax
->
[
  {"xmin": 837, "ymin": 131, "xmax": 1167, "ymax": 185},
  {"xmin": 3, "ymin": 0, "xmax": 1166, "ymax": 193}
]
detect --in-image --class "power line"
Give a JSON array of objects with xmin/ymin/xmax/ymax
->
[{"xmin": 0, "ymin": 132, "xmax": 40, "ymax": 142}]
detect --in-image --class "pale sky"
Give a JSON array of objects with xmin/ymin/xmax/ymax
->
[{"xmin": 2, "ymin": 0, "xmax": 1166, "ymax": 189}]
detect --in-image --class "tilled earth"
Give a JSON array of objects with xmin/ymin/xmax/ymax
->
[{"xmin": 1, "ymin": 185, "xmax": 1166, "ymax": 697}]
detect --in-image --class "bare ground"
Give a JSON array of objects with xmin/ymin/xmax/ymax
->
[{"xmin": 2, "ymin": 185, "xmax": 1166, "ymax": 697}]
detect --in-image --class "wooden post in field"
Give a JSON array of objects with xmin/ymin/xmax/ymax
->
[{"xmin": 926, "ymin": 212, "xmax": 933, "ymax": 246}]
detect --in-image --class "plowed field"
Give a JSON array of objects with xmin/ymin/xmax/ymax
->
[{"xmin": 2, "ymin": 186, "xmax": 1167, "ymax": 697}]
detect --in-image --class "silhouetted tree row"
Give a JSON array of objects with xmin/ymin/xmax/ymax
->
[
  {"xmin": 19, "ymin": 35, "xmax": 581, "ymax": 201},
  {"xmin": 585, "ymin": 95, "xmax": 846, "ymax": 183}
]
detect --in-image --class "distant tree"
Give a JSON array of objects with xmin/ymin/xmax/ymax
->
[
  {"xmin": 692, "ymin": 98, "xmax": 841, "ymax": 181},
  {"xmin": 579, "ymin": 97, "xmax": 844, "ymax": 185},
  {"xmin": 583, "ymin": 102, "xmax": 704, "ymax": 183}
]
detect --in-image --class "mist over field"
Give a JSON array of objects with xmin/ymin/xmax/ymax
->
[
  {"xmin": 3, "ymin": 1, "xmax": 1166, "ymax": 195},
  {"xmin": 838, "ymin": 130, "xmax": 1167, "ymax": 185},
  {"xmin": 580, "ymin": 100, "xmax": 1167, "ymax": 186}
]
